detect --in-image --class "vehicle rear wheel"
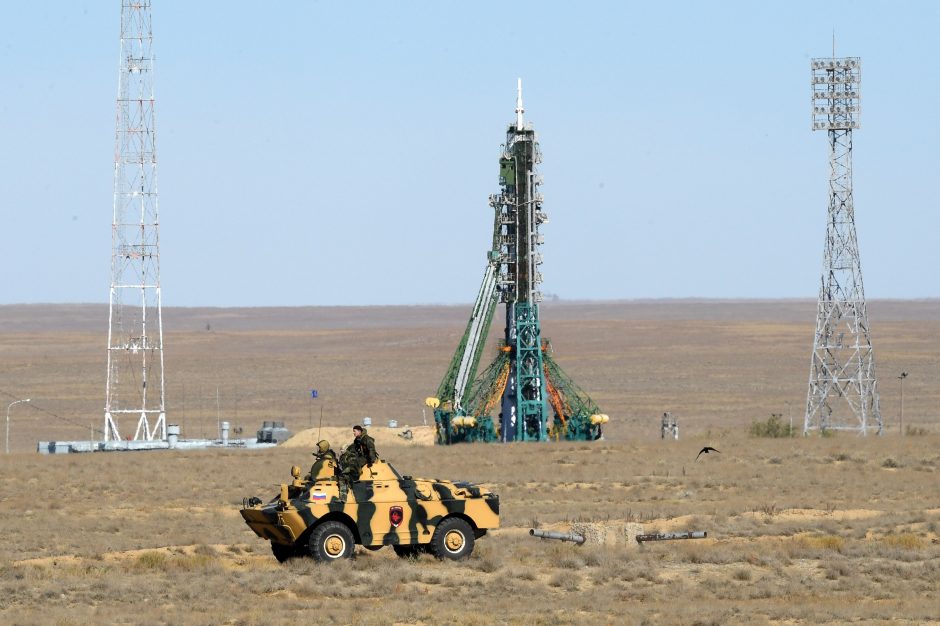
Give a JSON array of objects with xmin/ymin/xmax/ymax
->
[
  {"xmin": 271, "ymin": 542, "xmax": 301, "ymax": 563},
  {"xmin": 308, "ymin": 521, "xmax": 355, "ymax": 562},
  {"xmin": 429, "ymin": 517, "xmax": 474, "ymax": 560}
]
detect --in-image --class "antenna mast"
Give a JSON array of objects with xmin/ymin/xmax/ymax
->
[
  {"xmin": 104, "ymin": 0, "xmax": 167, "ymax": 442},
  {"xmin": 804, "ymin": 56, "xmax": 882, "ymax": 435}
]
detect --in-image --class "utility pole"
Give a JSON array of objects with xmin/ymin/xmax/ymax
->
[
  {"xmin": 898, "ymin": 372, "xmax": 908, "ymax": 435},
  {"xmin": 104, "ymin": 0, "xmax": 167, "ymax": 442},
  {"xmin": 6, "ymin": 398, "xmax": 31, "ymax": 454},
  {"xmin": 310, "ymin": 389, "xmax": 319, "ymax": 429},
  {"xmin": 804, "ymin": 55, "xmax": 882, "ymax": 436}
]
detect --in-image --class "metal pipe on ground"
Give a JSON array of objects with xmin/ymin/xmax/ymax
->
[{"xmin": 529, "ymin": 529, "xmax": 586, "ymax": 544}]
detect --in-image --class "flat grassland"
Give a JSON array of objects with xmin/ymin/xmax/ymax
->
[{"xmin": 1, "ymin": 300, "xmax": 939, "ymax": 624}]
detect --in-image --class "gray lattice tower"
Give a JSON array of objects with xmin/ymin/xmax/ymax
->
[
  {"xmin": 104, "ymin": 0, "xmax": 166, "ymax": 442},
  {"xmin": 804, "ymin": 57, "xmax": 882, "ymax": 435}
]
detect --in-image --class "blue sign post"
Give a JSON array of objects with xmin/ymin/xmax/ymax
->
[{"xmin": 310, "ymin": 389, "xmax": 320, "ymax": 429}]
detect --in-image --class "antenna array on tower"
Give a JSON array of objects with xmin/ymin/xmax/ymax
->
[{"xmin": 804, "ymin": 55, "xmax": 881, "ymax": 435}]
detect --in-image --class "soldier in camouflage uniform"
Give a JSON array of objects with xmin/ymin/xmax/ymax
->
[
  {"xmin": 306, "ymin": 440, "xmax": 338, "ymax": 481},
  {"xmin": 352, "ymin": 425, "xmax": 377, "ymax": 467},
  {"xmin": 339, "ymin": 425, "xmax": 377, "ymax": 487}
]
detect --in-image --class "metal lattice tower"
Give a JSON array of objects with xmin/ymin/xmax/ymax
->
[
  {"xmin": 104, "ymin": 0, "xmax": 166, "ymax": 442},
  {"xmin": 804, "ymin": 56, "xmax": 882, "ymax": 435}
]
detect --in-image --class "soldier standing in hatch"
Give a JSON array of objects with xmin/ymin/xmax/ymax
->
[{"xmin": 307, "ymin": 440, "xmax": 338, "ymax": 481}]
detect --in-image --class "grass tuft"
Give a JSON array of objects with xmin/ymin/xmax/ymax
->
[
  {"xmin": 135, "ymin": 551, "xmax": 168, "ymax": 570},
  {"xmin": 882, "ymin": 534, "xmax": 924, "ymax": 550}
]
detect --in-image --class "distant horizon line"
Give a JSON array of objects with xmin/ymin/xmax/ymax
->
[{"xmin": 2, "ymin": 296, "xmax": 939, "ymax": 309}]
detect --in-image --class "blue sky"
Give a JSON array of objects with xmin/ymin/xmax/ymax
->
[{"xmin": 1, "ymin": 1, "xmax": 937, "ymax": 306}]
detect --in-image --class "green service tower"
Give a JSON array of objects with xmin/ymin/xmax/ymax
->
[{"xmin": 427, "ymin": 80, "xmax": 608, "ymax": 444}]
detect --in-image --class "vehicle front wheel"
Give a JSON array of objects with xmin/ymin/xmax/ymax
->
[
  {"xmin": 308, "ymin": 521, "xmax": 355, "ymax": 562},
  {"xmin": 429, "ymin": 517, "xmax": 474, "ymax": 560}
]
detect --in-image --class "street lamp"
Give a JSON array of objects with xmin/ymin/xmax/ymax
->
[
  {"xmin": 898, "ymin": 372, "xmax": 908, "ymax": 435},
  {"xmin": 6, "ymin": 398, "xmax": 31, "ymax": 454}
]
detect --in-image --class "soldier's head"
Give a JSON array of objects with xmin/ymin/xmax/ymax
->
[
  {"xmin": 352, "ymin": 425, "xmax": 363, "ymax": 438},
  {"xmin": 315, "ymin": 440, "xmax": 330, "ymax": 454}
]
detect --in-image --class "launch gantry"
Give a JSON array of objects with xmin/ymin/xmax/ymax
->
[{"xmin": 427, "ymin": 80, "xmax": 608, "ymax": 444}]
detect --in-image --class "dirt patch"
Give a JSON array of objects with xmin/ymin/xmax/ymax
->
[
  {"xmin": 741, "ymin": 508, "xmax": 883, "ymax": 522},
  {"xmin": 15, "ymin": 543, "xmax": 274, "ymax": 572}
]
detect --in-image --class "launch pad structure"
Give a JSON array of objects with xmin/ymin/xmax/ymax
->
[
  {"xmin": 804, "ymin": 56, "xmax": 882, "ymax": 436},
  {"xmin": 427, "ymin": 81, "xmax": 609, "ymax": 444}
]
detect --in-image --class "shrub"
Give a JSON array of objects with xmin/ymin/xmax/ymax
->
[
  {"xmin": 732, "ymin": 568, "xmax": 752, "ymax": 581},
  {"xmin": 749, "ymin": 414, "xmax": 794, "ymax": 438},
  {"xmin": 755, "ymin": 502, "xmax": 779, "ymax": 517},
  {"xmin": 548, "ymin": 571, "xmax": 580, "ymax": 590},
  {"xmin": 514, "ymin": 567, "xmax": 537, "ymax": 581}
]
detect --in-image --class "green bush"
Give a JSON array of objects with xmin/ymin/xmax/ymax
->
[{"xmin": 749, "ymin": 414, "xmax": 794, "ymax": 438}]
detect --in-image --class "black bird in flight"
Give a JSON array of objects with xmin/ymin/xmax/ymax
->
[{"xmin": 695, "ymin": 446, "xmax": 720, "ymax": 461}]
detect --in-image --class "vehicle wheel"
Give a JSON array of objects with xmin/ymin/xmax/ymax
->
[
  {"xmin": 429, "ymin": 517, "xmax": 474, "ymax": 560},
  {"xmin": 308, "ymin": 521, "xmax": 355, "ymax": 562},
  {"xmin": 392, "ymin": 544, "xmax": 421, "ymax": 559},
  {"xmin": 271, "ymin": 542, "xmax": 301, "ymax": 563}
]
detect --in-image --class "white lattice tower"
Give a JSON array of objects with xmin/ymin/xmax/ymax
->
[
  {"xmin": 104, "ymin": 0, "xmax": 166, "ymax": 442},
  {"xmin": 804, "ymin": 57, "xmax": 882, "ymax": 435}
]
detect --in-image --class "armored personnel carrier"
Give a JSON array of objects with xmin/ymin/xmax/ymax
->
[{"xmin": 240, "ymin": 456, "xmax": 499, "ymax": 562}]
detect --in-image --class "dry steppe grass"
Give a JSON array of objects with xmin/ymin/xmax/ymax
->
[
  {"xmin": 2, "ymin": 433, "xmax": 940, "ymax": 624},
  {"xmin": 1, "ymin": 300, "xmax": 939, "ymax": 624}
]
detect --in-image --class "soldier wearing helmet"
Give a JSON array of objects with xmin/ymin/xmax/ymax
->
[{"xmin": 306, "ymin": 439, "xmax": 339, "ymax": 481}]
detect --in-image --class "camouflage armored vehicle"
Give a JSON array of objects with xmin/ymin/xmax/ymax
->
[{"xmin": 240, "ymin": 455, "xmax": 499, "ymax": 562}]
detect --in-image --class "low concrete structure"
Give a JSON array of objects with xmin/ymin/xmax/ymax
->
[
  {"xmin": 38, "ymin": 438, "xmax": 277, "ymax": 454},
  {"xmin": 38, "ymin": 421, "xmax": 281, "ymax": 454}
]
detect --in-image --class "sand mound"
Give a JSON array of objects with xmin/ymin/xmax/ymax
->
[
  {"xmin": 570, "ymin": 521, "xmax": 645, "ymax": 546},
  {"xmin": 282, "ymin": 424, "xmax": 435, "ymax": 450},
  {"xmin": 537, "ymin": 521, "xmax": 645, "ymax": 547}
]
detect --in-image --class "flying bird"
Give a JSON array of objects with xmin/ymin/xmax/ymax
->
[{"xmin": 695, "ymin": 446, "xmax": 720, "ymax": 461}]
